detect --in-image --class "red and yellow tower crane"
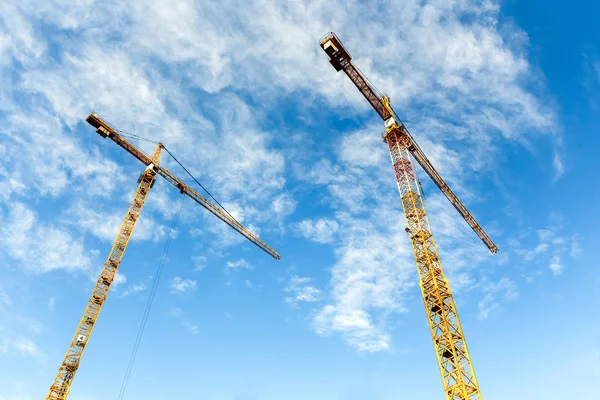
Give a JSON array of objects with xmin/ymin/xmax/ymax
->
[
  {"xmin": 320, "ymin": 33, "xmax": 498, "ymax": 400},
  {"xmin": 46, "ymin": 114, "xmax": 280, "ymax": 400}
]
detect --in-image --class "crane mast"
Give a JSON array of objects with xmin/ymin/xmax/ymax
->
[
  {"xmin": 47, "ymin": 114, "xmax": 280, "ymax": 400},
  {"xmin": 47, "ymin": 144, "xmax": 163, "ymax": 400},
  {"xmin": 321, "ymin": 32, "xmax": 497, "ymax": 400},
  {"xmin": 385, "ymin": 125, "xmax": 481, "ymax": 400}
]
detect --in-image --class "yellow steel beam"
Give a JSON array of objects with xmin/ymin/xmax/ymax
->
[
  {"xmin": 386, "ymin": 126, "xmax": 482, "ymax": 400},
  {"xmin": 46, "ymin": 144, "xmax": 163, "ymax": 400},
  {"xmin": 320, "ymin": 32, "xmax": 490, "ymax": 399}
]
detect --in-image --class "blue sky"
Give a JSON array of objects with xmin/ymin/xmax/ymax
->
[{"xmin": 0, "ymin": 1, "xmax": 599, "ymax": 399}]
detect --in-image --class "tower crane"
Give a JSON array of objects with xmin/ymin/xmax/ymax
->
[
  {"xmin": 320, "ymin": 33, "xmax": 498, "ymax": 400},
  {"xmin": 46, "ymin": 113, "xmax": 280, "ymax": 400}
]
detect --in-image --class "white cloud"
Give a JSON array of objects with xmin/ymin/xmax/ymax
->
[
  {"xmin": 553, "ymin": 152, "xmax": 565, "ymax": 180},
  {"xmin": 0, "ymin": 109, "xmax": 124, "ymax": 201},
  {"xmin": 169, "ymin": 277, "xmax": 196, "ymax": 293},
  {"xmin": 570, "ymin": 237, "xmax": 582, "ymax": 258},
  {"xmin": 123, "ymin": 282, "xmax": 147, "ymax": 296},
  {"xmin": 300, "ymin": 109, "xmax": 503, "ymax": 352},
  {"xmin": 299, "ymin": 111, "xmax": 501, "ymax": 352},
  {"xmin": 167, "ymin": 307, "xmax": 199, "ymax": 334},
  {"xmin": 312, "ymin": 209, "xmax": 416, "ymax": 352},
  {"xmin": 225, "ymin": 258, "xmax": 253, "ymax": 270},
  {"xmin": 516, "ymin": 225, "xmax": 575, "ymax": 276},
  {"xmin": 0, "ymin": 2, "xmax": 292, "ymax": 268},
  {"xmin": 0, "ymin": 202, "xmax": 92, "ymax": 273},
  {"xmin": 270, "ymin": 193, "xmax": 297, "ymax": 223},
  {"xmin": 296, "ymin": 218, "xmax": 340, "ymax": 244},
  {"xmin": 245, "ymin": 279, "xmax": 262, "ymax": 291},
  {"xmin": 0, "ymin": 337, "xmax": 39, "ymax": 357},
  {"xmin": 48, "ymin": 297, "xmax": 56, "ymax": 312},
  {"xmin": 524, "ymin": 243, "xmax": 550, "ymax": 262},
  {"xmin": 167, "ymin": 307, "xmax": 184, "ymax": 317},
  {"xmin": 182, "ymin": 320, "xmax": 200, "ymax": 335},
  {"xmin": 477, "ymin": 293, "xmax": 497, "ymax": 321},
  {"xmin": 0, "ymin": 0, "xmax": 554, "ymax": 205},
  {"xmin": 191, "ymin": 255, "xmax": 208, "ymax": 271},
  {"xmin": 284, "ymin": 275, "xmax": 321, "ymax": 305},
  {"xmin": 0, "ymin": 289, "xmax": 11, "ymax": 307},
  {"xmin": 314, "ymin": 306, "xmax": 390, "ymax": 353},
  {"xmin": 22, "ymin": 43, "xmax": 165, "ymax": 127},
  {"xmin": 289, "ymin": 276, "xmax": 311, "ymax": 285},
  {"xmin": 12, "ymin": 339, "xmax": 38, "ymax": 356},
  {"xmin": 110, "ymin": 273, "xmax": 127, "ymax": 290},
  {"xmin": 295, "ymin": 159, "xmax": 345, "ymax": 186},
  {"xmin": 65, "ymin": 201, "xmax": 168, "ymax": 244},
  {"xmin": 0, "ymin": 3, "xmax": 45, "ymax": 64},
  {"xmin": 339, "ymin": 128, "xmax": 387, "ymax": 168},
  {"xmin": 295, "ymin": 287, "xmax": 320, "ymax": 302},
  {"xmin": 0, "ymin": 153, "xmax": 26, "ymax": 200},
  {"xmin": 478, "ymin": 277, "xmax": 519, "ymax": 319},
  {"xmin": 549, "ymin": 255, "xmax": 563, "ymax": 275}
]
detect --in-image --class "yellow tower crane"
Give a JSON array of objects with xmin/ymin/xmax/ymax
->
[
  {"xmin": 320, "ymin": 33, "xmax": 498, "ymax": 400},
  {"xmin": 46, "ymin": 113, "xmax": 280, "ymax": 400}
]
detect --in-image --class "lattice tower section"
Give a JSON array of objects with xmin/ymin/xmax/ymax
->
[
  {"xmin": 46, "ymin": 144, "xmax": 162, "ymax": 400},
  {"xmin": 385, "ymin": 128, "xmax": 482, "ymax": 400}
]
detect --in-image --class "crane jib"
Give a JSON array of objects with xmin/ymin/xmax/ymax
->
[
  {"xmin": 85, "ymin": 113, "xmax": 281, "ymax": 260},
  {"xmin": 319, "ymin": 34, "xmax": 498, "ymax": 254}
]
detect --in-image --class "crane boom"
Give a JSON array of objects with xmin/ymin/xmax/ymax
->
[
  {"xmin": 320, "ymin": 32, "xmax": 497, "ymax": 400},
  {"xmin": 320, "ymin": 33, "xmax": 497, "ymax": 253},
  {"xmin": 86, "ymin": 113, "xmax": 280, "ymax": 260}
]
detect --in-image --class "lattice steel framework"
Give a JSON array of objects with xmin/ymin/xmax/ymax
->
[
  {"xmin": 386, "ymin": 127, "xmax": 481, "ymax": 400},
  {"xmin": 319, "ymin": 32, "xmax": 497, "ymax": 400},
  {"xmin": 46, "ymin": 144, "xmax": 163, "ymax": 400}
]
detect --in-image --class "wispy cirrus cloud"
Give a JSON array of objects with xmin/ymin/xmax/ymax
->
[
  {"xmin": 514, "ymin": 225, "xmax": 578, "ymax": 277},
  {"xmin": 295, "ymin": 218, "xmax": 340, "ymax": 244},
  {"xmin": 0, "ymin": 202, "xmax": 92, "ymax": 273},
  {"xmin": 0, "ymin": 337, "xmax": 39, "ymax": 357},
  {"xmin": 167, "ymin": 307, "xmax": 199, "ymax": 335},
  {"xmin": 64, "ymin": 201, "xmax": 168, "ymax": 243},
  {"xmin": 0, "ymin": 0, "xmax": 560, "ymax": 356},
  {"xmin": 477, "ymin": 277, "xmax": 519, "ymax": 320}
]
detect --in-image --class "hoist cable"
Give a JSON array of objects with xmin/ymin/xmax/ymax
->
[
  {"xmin": 88, "ymin": 114, "xmax": 240, "ymax": 234},
  {"xmin": 161, "ymin": 145, "xmax": 240, "ymax": 225},
  {"xmin": 116, "ymin": 194, "xmax": 184, "ymax": 400}
]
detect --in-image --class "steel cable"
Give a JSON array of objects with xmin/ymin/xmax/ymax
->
[{"xmin": 116, "ymin": 194, "xmax": 184, "ymax": 400}]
